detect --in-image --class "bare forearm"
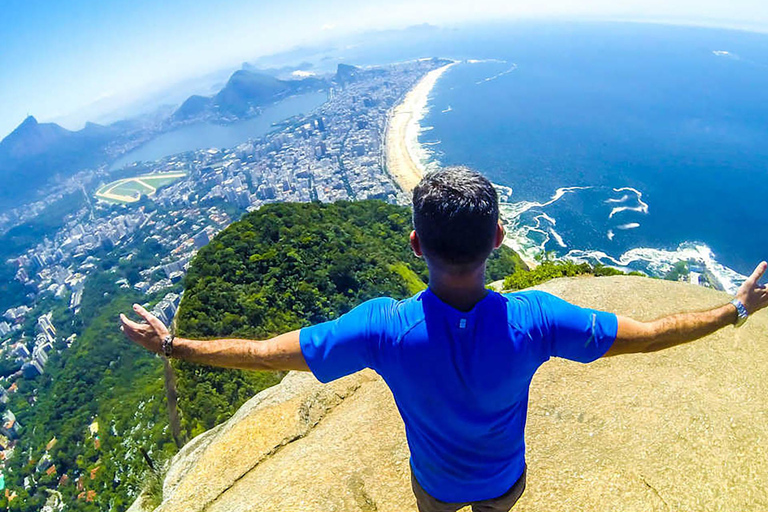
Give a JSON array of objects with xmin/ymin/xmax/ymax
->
[
  {"xmin": 641, "ymin": 304, "xmax": 736, "ymax": 352},
  {"xmin": 607, "ymin": 304, "xmax": 737, "ymax": 356},
  {"xmin": 173, "ymin": 337, "xmax": 266, "ymax": 370},
  {"xmin": 172, "ymin": 330, "xmax": 309, "ymax": 371}
]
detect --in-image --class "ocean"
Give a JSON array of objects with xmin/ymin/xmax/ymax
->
[{"xmin": 406, "ymin": 22, "xmax": 768, "ymax": 292}]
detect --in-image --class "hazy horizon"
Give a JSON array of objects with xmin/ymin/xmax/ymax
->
[{"xmin": 3, "ymin": 0, "xmax": 768, "ymax": 139}]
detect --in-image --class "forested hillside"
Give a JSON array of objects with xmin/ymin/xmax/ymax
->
[
  {"xmin": 1, "ymin": 200, "xmax": 523, "ymax": 511},
  {"xmin": 173, "ymin": 200, "xmax": 524, "ymax": 438}
]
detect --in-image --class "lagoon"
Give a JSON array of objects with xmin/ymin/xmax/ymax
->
[{"xmin": 111, "ymin": 92, "xmax": 327, "ymax": 169}]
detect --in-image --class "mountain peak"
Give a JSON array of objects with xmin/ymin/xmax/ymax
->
[
  {"xmin": 1, "ymin": 115, "xmax": 72, "ymax": 155},
  {"xmin": 2, "ymin": 115, "xmax": 40, "ymax": 143},
  {"xmin": 20, "ymin": 115, "xmax": 38, "ymax": 127}
]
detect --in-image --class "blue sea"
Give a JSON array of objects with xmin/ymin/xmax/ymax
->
[{"xmin": 399, "ymin": 22, "xmax": 768, "ymax": 291}]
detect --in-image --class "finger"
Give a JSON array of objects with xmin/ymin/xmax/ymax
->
[
  {"xmin": 133, "ymin": 304, "xmax": 167, "ymax": 333},
  {"xmin": 120, "ymin": 313, "xmax": 144, "ymax": 332},
  {"xmin": 745, "ymin": 261, "xmax": 768, "ymax": 287}
]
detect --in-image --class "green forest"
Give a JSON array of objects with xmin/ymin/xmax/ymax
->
[
  {"xmin": 3, "ymin": 199, "xmax": 632, "ymax": 511},
  {"xmin": 173, "ymin": 200, "xmax": 524, "ymax": 439}
]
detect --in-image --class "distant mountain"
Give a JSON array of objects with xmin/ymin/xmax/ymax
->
[
  {"xmin": 335, "ymin": 63, "xmax": 361, "ymax": 85},
  {"xmin": 173, "ymin": 69, "xmax": 328, "ymax": 121},
  {"xmin": 215, "ymin": 70, "xmax": 294, "ymax": 116},
  {"xmin": 0, "ymin": 116, "xmax": 72, "ymax": 160},
  {"xmin": 0, "ymin": 116, "xmax": 122, "ymax": 209},
  {"xmin": 173, "ymin": 95, "xmax": 214, "ymax": 121}
]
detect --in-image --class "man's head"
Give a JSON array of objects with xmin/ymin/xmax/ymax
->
[{"xmin": 411, "ymin": 167, "xmax": 503, "ymax": 270}]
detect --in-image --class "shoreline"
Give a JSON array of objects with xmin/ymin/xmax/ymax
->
[
  {"xmin": 382, "ymin": 61, "xmax": 540, "ymax": 269},
  {"xmin": 385, "ymin": 62, "xmax": 456, "ymax": 194},
  {"xmin": 382, "ymin": 61, "xmax": 747, "ymax": 289}
]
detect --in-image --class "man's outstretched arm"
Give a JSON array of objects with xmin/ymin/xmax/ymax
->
[
  {"xmin": 605, "ymin": 261, "xmax": 768, "ymax": 357},
  {"xmin": 120, "ymin": 305, "xmax": 309, "ymax": 371}
]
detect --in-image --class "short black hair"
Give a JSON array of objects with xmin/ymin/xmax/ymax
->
[{"xmin": 412, "ymin": 167, "xmax": 499, "ymax": 265}]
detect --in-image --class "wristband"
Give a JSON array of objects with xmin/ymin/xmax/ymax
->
[
  {"xmin": 161, "ymin": 334, "xmax": 175, "ymax": 357},
  {"xmin": 730, "ymin": 299, "xmax": 749, "ymax": 328}
]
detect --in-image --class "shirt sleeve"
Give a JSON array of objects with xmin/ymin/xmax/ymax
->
[
  {"xmin": 530, "ymin": 291, "xmax": 618, "ymax": 363},
  {"xmin": 299, "ymin": 298, "xmax": 392, "ymax": 383}
]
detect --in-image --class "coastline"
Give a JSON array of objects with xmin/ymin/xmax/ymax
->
[
  {"xmin": 382, "ymin": 60, "xmax": 750, "ymax": 290},
  {"xmin": 383, "ymin": 61, "xmax": 540, "ymax": 269},
  {"xmin": 385, "ymin": 62, "xmax": 456, "ymax": 194}
]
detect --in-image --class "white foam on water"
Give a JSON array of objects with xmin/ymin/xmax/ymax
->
[
  {"xmin": 537, "ymin": 213, "xmax": 556, "ymax": 225},
  {"xmin": 713, "ymin": 50, "xmax": 740, "ymax": 60},
  {"xmin": 476, "ymin": 63, "xmax": 519, "ymax": 85},
  {"xmin": 496, "ymin": 184, "xmax": 746, "ymax": 293},
  {"xmin": 466, "ymin": 59, "xmax": 508, "ymax": 64},
  {"xmin": 608, "ymin": 187, "xmax": 649, "ymax": 218},
  {"xmin": 550, "ymin": 228, "xmax": 567, "ymax": 248},
  {"xmin": 499, "ymin": 186, "xmax": 592, "ymax": 265},
  {"xmin": 565, "ymin": 243, "xmax": 747, "ymax": 294},
  {"xmin": 403, "ymin": 62, "xmax": 747, "ymax": 293}
]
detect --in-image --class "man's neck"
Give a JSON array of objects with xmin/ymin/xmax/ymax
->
[{"xmin": 427, "ymin": 262, "xmax": 488, "ymax": 312}]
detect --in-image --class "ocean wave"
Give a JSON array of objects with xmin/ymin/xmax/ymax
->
[
  {"xmin": 466, "ymin": 59, "xmax": 507, "ymax": 64},
  {"xmin": 565, "ymin": 243, "xmax": 746, "ymax": 294},
  {"xmin": 403, "ymin": 63, "xmax": 747, "ymax": 294},
  {"xmin": 607, "ymin": 187, "xmax": 649, "ymax": 218},
  {"xmin": 403, "ymin": 66, "xmax": 456, "ymax": 173},
  {"xmin": 550, "ymin": 228, "xmax": 567, "ymax": 248},
  {"xmin": 476, "ymin": 63, "xmax": 518, "ymax": 85},
  {"xmin": 536, "ymin": 212, "xmax": 556, "ymax": 225},
  {"xmin": 713, "ymin": 50, "xmax": 739, "ymax": 60},
  {"xmin": 497, "ymin": 185, "xmax": 746, "ymax": 293}
]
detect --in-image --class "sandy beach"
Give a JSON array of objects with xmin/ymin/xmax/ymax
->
[{"xmin": 385, "ymin": 62, "xmax": 455, "ymax": 194}]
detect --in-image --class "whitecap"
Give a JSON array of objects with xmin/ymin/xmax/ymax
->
[
  {"xmin": 608, "ymin": 187, "xmax": 649, "ymax": 218},
  {"xmin": 565, "ymin": 243, "xmax": 746, "ymax": 294},
  {"xmin": 497, "ymin": 184, "xmax": 745, "ymax": 292},
  {"xmin": 465, "ymin": 58, "xmax": 507, "ymax": 64},
  {"xmin": 475, "ymin": 63, "xmax": 518, "ymax": 85},
  {"xmin": 550, "ymin": 228, "xmax": 567, "ymax": 248}
]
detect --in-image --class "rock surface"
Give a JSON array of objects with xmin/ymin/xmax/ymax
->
[{"xmin": 143, "ymin": 276, "xmax": 768, "ymax": 512}]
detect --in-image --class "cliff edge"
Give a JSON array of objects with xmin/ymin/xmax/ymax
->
[{"xmin": 134, "ymin": 275, "xmax": 768, "ymax": 512}]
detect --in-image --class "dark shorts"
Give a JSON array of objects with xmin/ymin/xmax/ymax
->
[{"xmin": 411, "ymin": 466, "xmax": 527, "ymax": 512}]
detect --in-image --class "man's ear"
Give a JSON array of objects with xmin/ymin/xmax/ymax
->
[
  {"xmin": 410, "ymin": 230, "xmax": 423, "ymax": 257},
  {"xmin": 494, "ymin": 221, "xmax": 505, "ymax": 249}
]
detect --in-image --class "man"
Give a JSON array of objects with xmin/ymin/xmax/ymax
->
[{"xmin": 121, "ymin": 167, "xmax": 768, "ymax": 512}]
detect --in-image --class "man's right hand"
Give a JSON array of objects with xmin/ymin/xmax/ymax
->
[
  {"xmin": 120, "ymin": 304, "xmax": 169, "ymax": 355},
  {"xmin": 119, "ymin": 304, "xmax": 309, "ymax": 371},
  {"xmin": 735, "ymin": 261, "xmax": 768, "ymax": 315}
]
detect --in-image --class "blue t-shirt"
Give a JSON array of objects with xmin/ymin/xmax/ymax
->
[{"xmin": 300, "ymin": 288, "xmax": 617, "ymax": 502}]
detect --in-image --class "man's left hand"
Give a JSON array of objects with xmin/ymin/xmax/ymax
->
[{"xmin": 735, "ymin": 261, "xmax": 768, "ymax": 315}]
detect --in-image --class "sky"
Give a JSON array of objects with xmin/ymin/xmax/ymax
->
[{"xmin": 2, "ymin": 0, "xmax": 768, "ymax": 139}]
